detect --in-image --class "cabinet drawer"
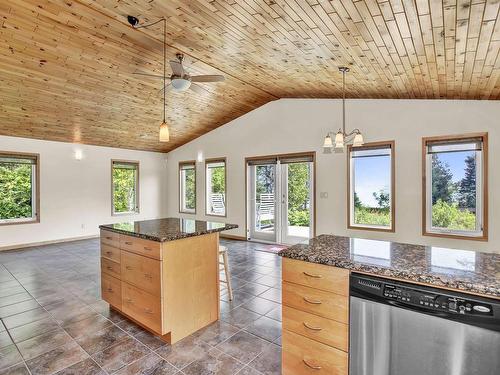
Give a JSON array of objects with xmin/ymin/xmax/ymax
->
[
  {"xmin": 283, "ymin": 330, "xmax": 348, "ymax": 375},
  {"xmin": 283, "ymin": 306, "xmax": 348, "ymax": 352},
  {"xmin": 101, "ymin": 230, "xmax": 120, "ymax": 248},
  {"xmin": 121, "ymin": 251, "xmax": 161, "ymax": 296},
  {"xmin": 101, "ymin": 244, "xmax": 121, "ymax": 263},
  {"xmin": 283, "ymin": 282, "xmax": 348, "ymax": 324},
  {"xmin": 122, "ymin": 282, "xmax": 162, "ymax": 334},
  {"xmin": 101, "ymin": 257, "xmax": 121, "ymax": 279},
  {"xmin": 283, "ymin": 258, "xmax": 349, "ymax": 296},
  {"xmin": 120, "ymin": 235, "xmax": 161, "ymax": 260},
  {"xmin": 102, "ymin": 274, "xmax": 121, "ymax": 309}
]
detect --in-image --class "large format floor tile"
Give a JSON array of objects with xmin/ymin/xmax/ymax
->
[{"xmin": 0, "ymin": 238, "xmax": 283, "ymax": 374}]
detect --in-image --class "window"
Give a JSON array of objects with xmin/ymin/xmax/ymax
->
[
  {"xmin": 179, "ymin": 161, "xmax": 196, "ymax": 214},
  {"xmin": 205, "ymin": 158, "xmax": 226, "ymax": 216},
  {"xmin": 0, "ymin": 152, "xmax": 39, "ymax": 225},
  {"xmin": 112, "ymin": 160, "xmax": 139, "ymax": 215},
  {"xmin": 423, "ymin": 133, "xmax": 488, "ymax": 240},
  {"xmin": 348, "ymin": 141, "xmax": 395, "ymax": 232}
]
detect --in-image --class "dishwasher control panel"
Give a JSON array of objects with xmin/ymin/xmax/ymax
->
[{"xmin": 382, "ymin": 284, "xmax": 493, "ymax": 316}]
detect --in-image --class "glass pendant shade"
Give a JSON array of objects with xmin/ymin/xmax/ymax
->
[
  {"xmin": 171, "ymin": 78, "xmax": 191, "ymax": 92},
  {"xmin": 323, "ymin": 134, "xmax": 333, "ymax": 148},
  {"xmin": 353, "ymin": 132, "xmax": 364, "ymax": 147},
  {"xmin": 334, "ymin": 131, "xmax": 345, "ymax": 149},
  {"xmin": 159, "ymin": 121, "xmax": 170, "ymax": 142}
]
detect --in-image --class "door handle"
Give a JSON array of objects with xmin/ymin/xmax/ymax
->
[
  {"xmin": 303, "ymin": 297, "xmax": 322, "ymax": 305},
  {"xmin": 303, "ymin": 322, "xmax": 323, "ymax": 331},
  {"xmin": 303, "ymin": 271, "xmax": 322, "ymax": 279},
  {"xmin": 303, "ymin": 358, "xmax": 322, "ymax": 370}
]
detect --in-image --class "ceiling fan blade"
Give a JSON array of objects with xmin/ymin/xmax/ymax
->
[
  {"xmin": 169, "ymin": 60, "xmax": 184, "ymax": 76},
  {"xmin": 189, "ymin": 83, "xmax": 207, "ymax": 94},
  {"xmin": 158, "ymin": 83, "xmax": 173, "ymax": 96},
  {"xmin": 133, "ymin": 71, "xmax": 167, "ymax": 79},
  {"xmin": 191, "ymin": 75, "xmax": 225, "ymax": 83}
]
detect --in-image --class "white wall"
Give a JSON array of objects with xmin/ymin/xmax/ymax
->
[
  {"xmin": 0, "ymin": 136, "xmax": 168, "ymax": 249},
  {"xmin": 165, "ymin": 99, "xmax": 500, "ymax": 253}
]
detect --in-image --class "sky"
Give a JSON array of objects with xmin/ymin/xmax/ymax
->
[{"xmin": 355, "ymin": 151, "xmax": 472, "ymax": 207}]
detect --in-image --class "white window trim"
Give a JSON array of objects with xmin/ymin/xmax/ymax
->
[
  {"xmin": 425, "ymin": 146, "xmax": 484, "ymax": 237},
  {"xmin": 348, "ymin": 143, "xmax": 394, "ymax": 232},
  {"xmin": 179, "ymin": 163, "xmax": 196, "ymax": 214},
  {"xmin": 0, "ymin": 153, "xmax": 39, "ymax": 225},
  {"xmin": 111, "ymin": 160, "xmax": 140, "ymax": 216},
  {"xmin": 205, "ymin": 159, "xmax": 226, "ymax": 217}
]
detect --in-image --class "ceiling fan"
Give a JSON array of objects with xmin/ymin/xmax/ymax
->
[{"xmin": 134, "ymin": 53, "xmax": 225, "ymax": 94}]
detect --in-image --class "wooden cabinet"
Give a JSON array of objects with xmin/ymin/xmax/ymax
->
[
  {"xmin": 282, "ymin": 258, "xmax": 349, "ymax": 375},
  {"xmin": 100, "ymin": 229, "xmax": 219, "ymax": 344},
  {"xmin": 283, "ymin": 330, "xmax": 348, "ymax": 374}
]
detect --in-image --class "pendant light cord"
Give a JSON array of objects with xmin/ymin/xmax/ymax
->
[{"xmin": 342, "ymin": 69, "xmax": 346, "ymax": 135}]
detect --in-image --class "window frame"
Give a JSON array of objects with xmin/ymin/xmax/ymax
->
[
  {"xmin": 0, "ymin": 151, "xmax": 40, "ymax": 226},
  {"xmin": 347, "ymin": 141, "xmax": 395, "ymax": 233},
  {"xmin": 111, "ymin": 159, "xmax": 140, "ymax": 216},
  {"xmin": 205, "ymin": 157, "xmax": 227, "ymax": 217},
  {"xmin": 422, "ymin": 133, "xmax": 488, "ymax": 241},
  {"xmin": 179, "ymin": 160, "xmax": 196, "ymax": 214}
]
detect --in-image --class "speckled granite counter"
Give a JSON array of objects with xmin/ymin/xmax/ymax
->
[
  {"xmin": 279, "ymin": 234, "xmax": 499, "ymax": 298},
  {"xmin": 99, "ymin": 218, "xmax": 238, "ymax": 242}
]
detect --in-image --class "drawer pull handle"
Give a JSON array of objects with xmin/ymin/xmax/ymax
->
[
  {"xmin": 303, "ymin": 297, "xmax": 322, "ymax": 305},
  {"xmin": 105, "ymin": 236, "xmax": 112, "ymax": 240},
  {"xmin": 126, "ymin": 266, "xmax": 133, "ymax": 270},
  {"xmin": 107, "ymin": 288, "xmax": 113, "ymax": 293},
  {"xmin": 106, "ymin": 251, "xmax": 113, "ymax": 255},
  {"xmin": 126, "ymin": 298, "xmax": 133, "ymax": 303},
  {"xmin": 144, "ymin": 247, "xmax": 152, "ymax": 251},
  {"xmin": 303, "ymin": 322, "xmax": 323, "ymax": 331},
  {"xmin": 144, "ymin": 273, "xmax": 152, "ymax": 279},
  {"xmin": 303, "ymin": 359, "xmax": 322, "ymax": 370},
  {"xmin": 144, "ymin": 308, "xmax": 153, "ymax": 314},
  {"xmin": 106, "ymin": 266, "xmax": 113, "ymax": 270},
  {"xmin": 125, "ymin": 241, "xmax": 133, "ymax": 245},
  {"xmin": 303, "ymin": 271, "xmax": 322, "ymax": 279}
]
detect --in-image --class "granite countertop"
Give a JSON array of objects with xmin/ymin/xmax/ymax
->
[
  {"xmin": 279, "ymin": 234, "xmax": 499, "ymax": 298},
  {"xmin": 99, "ymin": 218, "xmax": 238, "ymax": 242}
]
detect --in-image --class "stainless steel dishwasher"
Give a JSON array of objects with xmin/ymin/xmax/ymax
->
[{"xmin": 349, "ymin": 273, "xmax": 500, "ymax": 375}]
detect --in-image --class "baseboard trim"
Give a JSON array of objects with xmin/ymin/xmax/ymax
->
[
  {"xmin": 220, "ymin": 234, "xmax": 248, "ymax": 241},
  {"xmin": 0, "ymin": 234, "xmax": 100, "ymax": 252}
]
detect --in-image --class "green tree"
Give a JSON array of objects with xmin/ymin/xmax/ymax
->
[
  {"xmin": 210, "ymin": 166, "xmax": 225, "ymax": 195},
  {"xmin": 458, "ymin": 155, "xmax": 476, "ymax": 210},
  {"xmin": 287, "ymin": 163, "xmax": 310, "ymax": 227},
  {"xmin": 113, "ymin": 168, "xmax": 137, "ymax": 213},
  {"xmin": 0, "ymin": 163, "xmax": 33, "ymax": 220},
  {"xmin": 184, "ymin": 169, "xmax": 196, "ymax": 209},
  {"xmin": 431, "ymin": 155, "xmax": 454, "ymax": 204},
  {"xmin": 372, "ymin": 189, "xmax": 390, "ymax": 209},
  {"xmin": 353, "ymin": 192, "xmax": 362, "ymax": 209},
  {"xmin": 432, "ymin": 200, "xmax": 476, "ymax": 230}
]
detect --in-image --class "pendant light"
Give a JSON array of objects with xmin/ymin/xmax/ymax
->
[
  {"xmin": 323, "ymin": 67, "xmax": 364, "ymax": 151},
  {"xmin": 130, "ymin": 16, "xmax": 170, "ymax": 142}
]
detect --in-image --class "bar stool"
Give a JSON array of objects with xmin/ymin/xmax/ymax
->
[{"xmin": 219, "ymin": 245, "xmax": 233, "ymax": 301}]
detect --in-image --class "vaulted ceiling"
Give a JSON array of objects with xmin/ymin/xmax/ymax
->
[{"xmin": 1, "ymin": 0, "xmax": 499, "ymax": 152}]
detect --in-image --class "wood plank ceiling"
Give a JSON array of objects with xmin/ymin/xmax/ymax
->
[{"xmin": 1, "ymin": 0, "xmax": 499, "ymax": 152}]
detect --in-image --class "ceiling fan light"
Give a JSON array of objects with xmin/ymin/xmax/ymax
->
[
  {"xmin": 171, "ymin": 78, "xmax": 191, "ymax": 92},
  {"xmin": 353, "ymin": 132, "xmax": 364, "ymax": 147},
  {"xmin": 159, "ymin": 121, "xmax": 170, "ymax": 142},
  {"xmin": 323, "ymin": 134, "xmax": 333, "ymax": 148},
  {"xmin": 334, "ymin": 131, "xmax": 345, "ymax": 149}
]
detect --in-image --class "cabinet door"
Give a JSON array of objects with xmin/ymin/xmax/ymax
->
[
  {"xmin": 102, "ymin": 273, "xmax": 121, "ymax": 309},
  {"xmin": 122, "ymin": 282, "xmax": 162, "ymax": 334}
]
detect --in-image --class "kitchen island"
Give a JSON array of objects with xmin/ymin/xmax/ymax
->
[
  {"xmin": 278, "ymin": 234, "xmax": 499, "ymax": 374},
  {"xmin": 99, "ymin": 218, "xmax": 237, "ymax": 344}
]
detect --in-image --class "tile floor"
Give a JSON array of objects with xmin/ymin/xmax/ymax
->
[{"xmin": 0, "ymin": 238, "xmax": 282, "ymax": 374}]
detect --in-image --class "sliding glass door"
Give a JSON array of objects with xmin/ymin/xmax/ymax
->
[{"xmin": 247, "ymin": 155, "xmax": 314, "ymax": 245}]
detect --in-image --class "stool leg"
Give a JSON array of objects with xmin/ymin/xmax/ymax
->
[{"xmin": 222, "ymin": 251, "xmax": 233, "ymax": 301}]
